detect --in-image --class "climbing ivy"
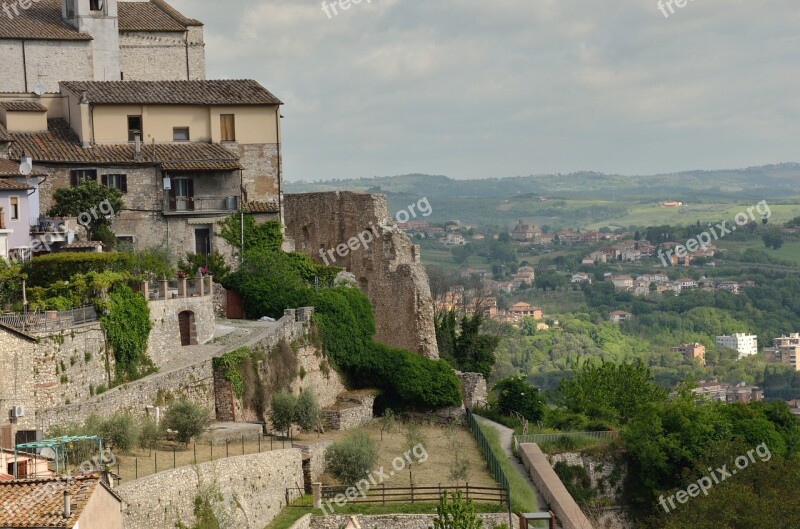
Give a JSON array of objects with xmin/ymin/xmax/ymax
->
[
  {"xmin": 212, "ymin": 347, "xmax": 252, "ymax": 398},
  {"xmin": 98, "ymin": 283, "xmax": 154, "ymax": 383}
]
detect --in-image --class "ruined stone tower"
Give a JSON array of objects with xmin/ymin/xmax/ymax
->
[{"xmin": 284, "ymin": 192, "xmax": 439, "ymax": 359}]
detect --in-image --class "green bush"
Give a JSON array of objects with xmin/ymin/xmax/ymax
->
[
  {"xmin": 24, "ymin": 253, "xmax": 135, "ymax": 286},
  {"xmin": 98, "ymin": 413, "xmax": 139, "ymax": 452},
  {"xmin": 212, "ymin": 347, "xmax": 252, "ymax": 398},
  {"xmin": 325, "ymin": 431, "xmax": 378, "ymax": 486},
  {"xmin": 138, "ymin": 415, "xmax": 163, "ymax": 450},
  {"xmin": 431, "ymin": 490, "xmax": 483, "ymax": 529},
  {"xmin": 178, "ymin": 252, "xmax": 232, "ymax": 282},
  {"xmin": 270, "ymin": 392, "xmax": 297, "ymax": 438},
  {"xmin": 294, "ymin": 388, "xmax": 321, "ymax": 432},
  {"xmin": 493, "ymin": 375, "xmax": 545, "ymax": 422},
  {"xmin": 164, "ymin": 398, "xmax": 211, "ymax": 445}
]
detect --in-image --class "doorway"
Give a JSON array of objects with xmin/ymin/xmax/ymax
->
[{"xmin": 178, "ymin": 311, "xmax": 197, "ymax": 346}]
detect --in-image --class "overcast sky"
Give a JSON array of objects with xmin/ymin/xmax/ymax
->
[{"xmin": 169, "ymin": 0, "xmax": 800, "ymax": 182}]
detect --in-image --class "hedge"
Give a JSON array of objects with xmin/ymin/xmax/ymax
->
[{"xmin": 25, "ymin": 252, "xmax": 135, "ymax": 286}]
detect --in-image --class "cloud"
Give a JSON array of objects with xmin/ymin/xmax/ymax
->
[{"xmin": 168, "ymin": 0, "xmax": 800, "ymax": 179}]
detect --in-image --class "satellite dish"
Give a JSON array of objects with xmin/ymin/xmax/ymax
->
[
  {"xmin": 19, "ymin": 155, "xmax": 32, "ymax": 177},
  {"xmin": 32, "ymin": 82, "xmax": 45, "ymax": 96},
  {"xmin": 40, "ymin": 447, "xmax": 56, "ymax": 460}
]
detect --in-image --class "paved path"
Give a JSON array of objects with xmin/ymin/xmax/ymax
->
[{"xmin": 473, "ymin": 415, "xmax": 549, "ymax": 514}]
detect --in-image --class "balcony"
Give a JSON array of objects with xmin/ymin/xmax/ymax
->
[{"xmin": 163, "ymin": 196, "xmax": 239, "ymax": 215}]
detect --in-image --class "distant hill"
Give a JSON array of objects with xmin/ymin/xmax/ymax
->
[{"xmin": 285, "ymin": 164, "xmax": 800, "ymax": 229}]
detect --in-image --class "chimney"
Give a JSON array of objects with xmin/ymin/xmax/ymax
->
[{"xmin": 63, "ymin": 490, "xmax": 71, "ymax": 518}]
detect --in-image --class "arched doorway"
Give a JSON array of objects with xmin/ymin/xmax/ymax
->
[{"xmin": 178, "ymin": 311, "xmax": 197, "ymax": 346}]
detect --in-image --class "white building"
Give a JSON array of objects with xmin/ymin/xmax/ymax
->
[{"xmin": 716, "ymin": 334, "xmax": 758, "ymax": 359}]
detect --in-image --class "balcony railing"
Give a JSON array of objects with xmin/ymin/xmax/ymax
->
[
  {"xmin": 0, "ymin": 305, "xmax": 98, "ymax": 333},
  {"xmin": 163, "ymin": 196, "xmax": 239, "ymax": 214}
]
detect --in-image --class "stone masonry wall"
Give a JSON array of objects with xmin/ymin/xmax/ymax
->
[
  {"xmin": 117, "ymin": 448, "xmax": 302, "ymax": 529},
  {"xmin": 284, "ymin": 192, "xmax": 438, "ymax": 358},
  {"xmin": 310, "ymin": 514, "xmax": 517, "ymax": 529},
  {"xmin": 458, "ymin": 372, "xmax": 488, "ymax": 409},
  {"xmin": 321, "ymin": 394, "xmax": 375, "ymax": 431},
  {"xmin": 119, "ymin": 30, "xmax": 204, "ymax": 81},
  {"xmin": 0, "ymin": 322, "xmax": 114, "ymax": 440},
  {"xmin": 36, "ymin": 359, "xmax": 214, "ymax": 433},
  {"xmin": 0, "ymin": 40, "xmax": 92, "ymax": 93},
  {"xmin": 146, "ymin": 295, "xmax": 215, "ymax": 367}
]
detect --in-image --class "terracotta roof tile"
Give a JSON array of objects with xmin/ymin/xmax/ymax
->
[
  {"xmin": 61, "ymin": 241, "xmax": 103, "ymax": 250},
  {"xmin": 0, "ymin": 101, "xmax": 48, "ymax": 112},
  {"xmin": 0, "ymin": 178, "xmax": 34, "ymax": 190},
  {"xmin": 0, "ymin": 476, "xmax": 101, "ymax": 528},
  {"xmin": 0, "ymin": 0, "xmax": 92, "ymax": 41},
  {"xmin": 0, "ymin": 122, "xmax": 11, "ymax": 142},
  {"xmin": 118, "ymin": 1, "xmax": 193, "ymax": 32},
  {"xmin": 60, "ymin": 80, "xmax": 283, "ymax": 105},
  {"xmin": 243, "ymin": 200, "xmax": 280, "ymax": 214},
  {"xmin": 6, "ymin": 119, "xmax": 241, "ymax": 169}
]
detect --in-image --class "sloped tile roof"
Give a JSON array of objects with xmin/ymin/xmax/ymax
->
[
  {"xmin": 0, "ymin": 178, "xmax": 34, "ymax": 190},
  {"xmin": 243, "ymin": 200, "xmax": 280, "ymax": 214},
  {"xmin": 0, "ymin": 0, "xmax": 92, "ymax": 41},
  {"xmin": 0, "ymin": 476, "xmax": 101, "ymax": 528},
  {"xmin": 0, "ymin": 101, "xmax": 48, "ymax": 112},
  {"xmin": 0, "ymin": 158, "xmax": 47, "ymax": 178},
  {"xmin": 6, "ymin": 119, "xmax": 242, "ymax": 170},
  {"xmin": 118, "ymin": 0, "xmax": 199, "ymax": 32},
  {"xmin": 60, "ymin": 80, "xmax": 283, "ymax": 106},
  {"xmin": 61, "ymin": 241, "xmax": 104, "ymax": 250},
  {"xmin": 0, "ymin": 122, "xmax": 12, "ymax": 142},
  {"xmin": 0, "ymin": 0, "xmax": 201, "ymax": 40}
]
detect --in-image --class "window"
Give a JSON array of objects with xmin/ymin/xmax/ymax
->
[
  {"xmin": 173, "ymin": 127, "xmax": 190, "ymax": 141},
  {"xmin": 220, "ymin": 114, "xmax": 236, "ymax": 142},
  {"xmin": 128, "ymin": 115, "xmax": 143, "ymax": 142},
  {"xmin": 9, "ymin": 197, "xmax": 18, "ymax": 221},
  {"xmin": 101, "ymin": 174, "xmax": 128, "ymax": 193},
  {"xmin": 90, "ymin": 0, "xmax": 104, "ymax": 12},
  {"xmin": 65, "ymin": 0, "xmax": 75, "ymax": 18},
  {"xmin": 116, "ymin": 236, "xmax": 135, "ymax": 252},
  {"xmin": 70, "ymin": 169, "xmax": 97, "ymax": 186}
]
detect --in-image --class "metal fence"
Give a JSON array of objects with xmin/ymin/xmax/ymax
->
[
  {"xmin": 513, "ymin": 431, "xmax": 619, "ymax": 451},
  {"xmin": 0, "ymin": 305, "xmax": 98, "ymax": 333},
  {"xmin": 466, "ymin": 410, "xmax": 510, "ymax": 492}
]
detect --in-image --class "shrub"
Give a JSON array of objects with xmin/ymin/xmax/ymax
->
[
  {"xmin": 98, "ymin": 413, "xmax": 139, "ymax": 452},
  {"xmin": 178, "ymin": 252, "xmax": 232, "ymax": 282},
  {"xmin": 294, "ymin": 388, "xmax": 321, "ymax": 432},
  {"xmin": 164, "ymin": 398, "xmax": 211, "ymax": 445},
  {"xmin": 138, "ymin": 415, "xmax": 163, "ymax": 450},
  {"xmin": 270, "ymin": 391, "xmax": 297, "ymax": 438},
  {"xmin": 24, "ymin": 253, "xmax": 135, "ymax": 287},
  {"xmin": 212, "ymin": 347, "xmax": 252, "ymax": 398},
  {"xmin": 493, "ymin": 375, "xmax": 545, "ymax": 422},
  {"xmin": 325, "ymin": 431, "xmax": 378, "ymax": 486},
  {"xmin": 431, "ymin": 490, "xmax": 482, "ymax": 529}
]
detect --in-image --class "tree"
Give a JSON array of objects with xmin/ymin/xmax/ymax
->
[
  {"xmin": 294, "ymin": 388, "xmax": 321, "ymax": 432},
  {"xmin": 404, "ymin": 421, "xmax": 428, "ymax": 484},
  {"xmin": 164, "ymin": 398, "xmax": 211, "ymax": 445},
  {"xmin": 98, "ymin": 413, "xmax": 139, "ymax": 452},
  {"xmin": 325, "ymin": 431, "xmax": 378, "ymax": 485},
  {"xmin": 379, "ymin": 409, "xmax": 397, "ymax": 441},
  {"xmin": 138, "ymin": 415, "xmax": 163, "ymax": 451},
  {"xmin": 270, "ymin": 391, "xmax": 297, "ymax": 438},
  {"xmin": 47, "ymin": 180, "xmax": 123, "ymax": 241},
  {"xmin": 430, "ymin": 490, "xmax": 483, "ymax": 529},
  {"xmin": 493, "ymin": 375, "xmax": 545, "ymax": 422}
]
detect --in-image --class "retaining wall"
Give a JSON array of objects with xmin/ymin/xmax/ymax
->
[
  {"xmin": 117, "ymin": 448, "xmax": 302, "ymax": 529},
  {"xmin": 518, "ymin": 443, "xmax": 593, "ymax": 529},
  {"xmin": 309, "ymin": 513, "xmax": 516, "ymax": 529}
]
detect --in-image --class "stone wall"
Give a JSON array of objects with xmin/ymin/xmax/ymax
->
[
  {"xmin": 518, "ymin": 443, "xmax": 594, "ymax": 529},
  {"xmin": 458, "ymin": 372, "xmax": 488, "ymax": 409},
  {"xmin": 117, "ymin": 449, "xmax": 302, "ymax": 529},
  {"xmin": 0, "ymin": 322, "xmax": 114, "ymax": 440},
  {"xmin": 549, "ymin": 451, "xmax": 627, "ymax": 505},
  {"xmin": 284, "ymin": 192, "xmax": 438, "ymax": 358},
  {"xmin": 293, "ymin": 440, "xmax": 332, "ymax": 482},
  {"xmin": 321, "ymin": 393, "xmax": 375, "ymax": 431},
  {"xmin": 0, "ymin": 40, "xmax": 92, "ymax": 93},
  {"xmin": 146, "ymin": 295, "xmax": 216, "ymax": 367},
  {"xmin": 309, "ymin": 514, "xmax": 516, "ymax": 529},
  {"xmin": 36, "ymin": 359, "xmax": 215, "ymax": 433},
  {"xmin": 119, "ymin": 28, "xmax": 206, "ymax": 82}
]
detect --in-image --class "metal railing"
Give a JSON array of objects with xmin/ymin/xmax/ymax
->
[
  {"xmin": 466, "ymin": 410, "xmax": 510, "ymax": 492},
  {"xmin": 513, "ymin": 431, "xmax": 619, "ymax": 451},
  {"xmin": 141, "ymin": 276, "xmax": 214, "ymax": 300},
  {"xmin": 163, "ymin": 196, "xmax": 239, "ymax": 213},
  {"xmin": 0, "ymin": 305, "xmax": 98, "ymax": 333}
]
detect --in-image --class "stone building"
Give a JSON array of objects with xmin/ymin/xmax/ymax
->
[
  {"xmin": 0, "ymin": 79, "xmax": 282, "ymax": 260},
  {"xmin": 0, "ymin": 0, "xmax": 205, "ymax": 93}
]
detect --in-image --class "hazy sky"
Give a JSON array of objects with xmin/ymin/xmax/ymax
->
[{"xmin": 169, "ymin": 0, "xmax": 800, "ymax": 181}]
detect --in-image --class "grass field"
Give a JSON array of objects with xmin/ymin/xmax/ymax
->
[{"xmin": 715, "ymin": 238, "xmax": 800, "ymax": 265}]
